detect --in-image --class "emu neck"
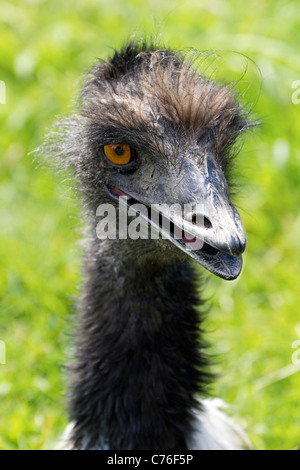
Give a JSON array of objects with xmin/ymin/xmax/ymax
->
[{"xmin": 70, "ymin": 239, "xmax": 208, "ymax": 450}]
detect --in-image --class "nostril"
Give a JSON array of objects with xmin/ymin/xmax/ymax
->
[
  {"xmin": 191, "ymin": 214, "xmax": 212, "ymax": 229},
  {"xmin": 204, "ymin": 216, "xmax": 212, "ymax": 229}
]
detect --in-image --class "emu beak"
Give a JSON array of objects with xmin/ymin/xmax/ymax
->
[
  {"xmin": 154, "ymin": 154, "xmax": 246, "ymax": 280},
  {"xmin": 154, "ymin": 156, "xmax": 247, "ymax": 280},
  {"xmin": 107, "ymin": 154, "xmax": 246, "ymax": 280}
]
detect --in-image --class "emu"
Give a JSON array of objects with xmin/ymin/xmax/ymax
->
[{"xmin": 43, "ymin": 40, "xmax": 255, "ymax": 450}]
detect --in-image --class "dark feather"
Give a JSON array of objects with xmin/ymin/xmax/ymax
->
[{"xmin": 37, "ymin": 40, "xmax": 256, "ymax": 450}]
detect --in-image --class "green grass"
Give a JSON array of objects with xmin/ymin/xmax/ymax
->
[{"xmin": 0, "ymin": 0, "xmax": 300, "ymax": 450}]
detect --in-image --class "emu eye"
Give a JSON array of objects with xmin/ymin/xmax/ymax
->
[{"xmin": 103, "ymin": 144, "xmax": 132, "ymax": 166}]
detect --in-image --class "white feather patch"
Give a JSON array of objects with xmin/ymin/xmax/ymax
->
[
  {"xmin": 57, "ymin": 398, "xmax": 252, "ymax": 450},
  {"xmin": 187, "ymin": 398, "xmax": 252, "ymax": 450}
]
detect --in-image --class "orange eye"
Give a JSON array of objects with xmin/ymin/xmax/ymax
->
[{"xmin": 103, "ymin": 144, "xmax": 132, "ymax": 166}]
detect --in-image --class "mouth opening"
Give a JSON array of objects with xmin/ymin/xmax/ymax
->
[
  {"xmin": 107, "ymin": 185, "xmax": 219, "ymax": 256},
  {"xmin": 105, "ymin": 184, "xmax": 243, "ymax": 280}
]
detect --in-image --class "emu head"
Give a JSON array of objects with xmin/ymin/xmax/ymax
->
[{"xmin": 52, "ymin": 42, "xmax": 252, "ymax": 280}]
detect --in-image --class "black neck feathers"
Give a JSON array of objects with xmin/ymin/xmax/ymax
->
[{"xmin": 68, "ymin": 239, "xmax": 211, "ymax": 450}]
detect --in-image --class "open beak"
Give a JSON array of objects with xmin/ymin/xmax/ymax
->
[
  {"xmin": 153, "ymin": 194, "xmax": 246, "ymax": 281},
  {"xmin": 107, "ymin": 154, "xmax": 246, "ymax": 280}
]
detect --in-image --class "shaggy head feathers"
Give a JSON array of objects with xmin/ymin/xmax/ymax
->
[
  {"xmin": 40, "ymin": 40, "xmax": 254, "ymax": 199},
  {"xmin": 79, "ymin": 41, "xmax": 249, "ymax": 164}
]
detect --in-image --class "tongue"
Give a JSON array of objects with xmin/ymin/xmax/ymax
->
[
  {"xmin": 182, "ymin": 231, "xmax": 204, "ymax": 250},
  {"xmin": 110, "ymin": 187, "xmax": 130, "ymax": 199},
  {"xmin": 182, "ymin": 232, "xmax": 196, "ymax": 243}
]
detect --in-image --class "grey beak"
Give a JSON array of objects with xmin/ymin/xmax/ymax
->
[
  {"xmin": 147, "ymin": 154, "xmax": 246, "ymax": 280},
  {"xmin": 113, "ymin": 153, "xmax": 247, "ymax": 280},
  {"xmin": 169, "ymin": 157, "xmax": 247, "ymax": 258}
]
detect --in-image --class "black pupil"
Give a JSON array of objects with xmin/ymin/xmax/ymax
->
[{"xmin": 115, "ymin": 146, "xmax": 124, "ymax": 156}]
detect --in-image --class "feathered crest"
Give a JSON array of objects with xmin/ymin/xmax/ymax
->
[
  {"xmin": 36, "ymin": 39, "xmax": 258, "ymax": 187},
  {"xmin": 78, "ymin": 40, "xmax": 255, "ymax": 163}
]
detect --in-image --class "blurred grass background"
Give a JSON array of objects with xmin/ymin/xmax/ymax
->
[{"xmin": 0, "ymin": 0, "xmax": 300, "ymax": 450}]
